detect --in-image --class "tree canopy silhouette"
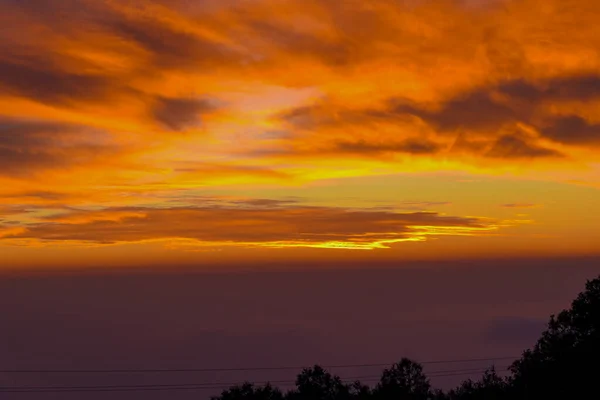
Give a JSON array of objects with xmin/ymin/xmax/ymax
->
[
  {"xmin": 287, "ymin": 365, "xmax": 351, "ymax": 400},
  {"xmin": 213, "ymin": 383, "xmax": 284, "ymax": 400},
  {"xmin": 374, "ymin": 358, "xmax": 431, "ymax": 400},
  {"xmin": 211, "ymin": 274, "xmax": 600, "ymax": 400},
  {"xmin": 509, "ymin": 276, "xmax": 600, "ymax": 399},
  {"xmin": 446, "ymin": 368, "xmax": 507, "ymax": 400}
]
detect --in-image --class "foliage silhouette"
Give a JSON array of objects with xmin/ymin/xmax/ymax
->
[
  {"xmin": 347, "ymin": 381, "xmax": 372, "ymax": 400},
  {"xmin": 445, "ymin": 368, "xmax": 508, "ymax": 400},
  {"xmin": 211, "ymin": 275, "xmax": 600, "ymax": 400},
  {"xmin": 509, "ymin": 276, "xmax": 600, "ymax": 399},
  {"xmin": 374, "ymin": 358, "xmax": 431, "ymax": 400},
  {"xmin": 287, "ymin": 365, "xmax": 352, "ymax": 400},
  {"xmin": 212, "ymin": 383, "xmax": 284, "ymax": 400}
]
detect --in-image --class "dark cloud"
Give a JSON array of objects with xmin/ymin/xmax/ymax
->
[
  {"xmin": 0, "ymin": 205, "xmax": 29, "ymax": 217},
  {"xmin": 279, "ymin": 103, "xmax": 415, "ymax": 133},
  {"xmin": 2, "ymin": 0, "xmax": 242, "ymax": 68},
  {"xmin": 0, "ymin": 2, "xmax": 243, "ymax": 117},
  {"xmin": 279, "ymin": 105, "xmax": 328, "ymax": 130},
  {"xmin": 334, "ymin": 138, "xmax": 442, "ymax": 155},
  {"xmin": 280, "ymin": 76, "xmax": 600, "ymax": 137},
  {"xmin": 0, "ymin": 118, "xmax": 76, "ymax": 147},
  {"xmin": 391, "ymin": 75, "xmax": 600, "ymax": 134},
  {"xmin": 399, "ymin": 201, "xmax": 452, "ymax": 208},
  {"xmin": 277, "ymin": 74, "xmax": 600, "ymax": 164},
  {"xmin": 0, "ymin": 119, "xmax": 117, "ymax": 176},
  {"xmin": 0, "ymin": 53, "xmax": 217, "ymax": 131},
  {"xmin": 542, "ymin": 115, "xmax": 600, "ymax": 145},
  {"xmin": 385, "ymin": 75, "xmax": 600, "ymax": 140},
  {"xmin": 393, "ymin": 92, "xmax": 518, "ymax": 132},
  {"xmin": 0, "ymin": 0, "xmax": 105, "ymax": 23},
  {"xmin": 485, "ymin": 135, "xmax": 563, "ymax": 159},
  {"xmin": 448, "ymin": 132, "xmax": 489, "ymax": 153},
  {"xmin": 496, "ymin": 80, "xmax": 545, "ymax": 103},
  {"xmin": 152, "ymin": 97, "xmax": 215, "ymax": 131},
  {"xmin": 0, "ymin": 148, "xmax": 64, "ymax": 176},
  {"xmin": 172, "ymin": 163, "xmax": 290, "ymax": 180},
  {"xmin": 0, "ymin": 58, "xmax": 114, "ymax": 106},
  {"xmin": 249, "ymin": 21, "xmax": 353, "ymax": 67},
  {"xmin": 484, "ymin": 317, "xmax": 546, "ymax": 345},
  {"xmin": 501, "ymin": 203, "xmax": 538, "ymax": 208},
  {"xmin": 230, "ymin": 198, "xmax": 300, "ymax": 208},
  {"xmin": 0, "ymin": 119, "xmax": 71, "ymax": 174},
  {"xmin": 499, "ymin": 75, "xmax": 600, "ymax": 103},
  {"xmin": 6, "ymin": 191, "xmax": 69, "ymax": 201},
  {"xmin": 8, "ymin": 206, "xmax": 494, "ymax": 245},
  {"xmin": 109, "ymin": 15, "xmax": 240, "ymax": 70}
]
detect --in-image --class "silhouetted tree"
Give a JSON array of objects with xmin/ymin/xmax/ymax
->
[
  {"xmin": 447, "ymin": 368, "xmax": 508, "ymax": 400},
  {"xmin": 212, "ymin": 383, "xmax": 284, "ymax": 400},
  {"xmin": 348, "ymin": 380, "xmax": 372, "ymax": 400},
  {"xmin": 287, "ymin": 365, "xmax": 351, "ymax": 400},
  {"xmin": 430, "ymin": 389, "xmax": 448, "ymax": 400},
  {"xmin": 374, "ymin": 358, "xmax": 432, "ymax": 400},
  {"xmin": 509, "ymin": 276, "xmax": 600, "ymax": 399}
]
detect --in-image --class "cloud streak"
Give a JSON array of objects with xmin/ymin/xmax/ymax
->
[
  {"xmin": 2, "ymin": 203, "xmax": 499, "ymax": 250},
  {"xmin": 501, "ymin": 203, "xmax": 540, "ymax": 209}
]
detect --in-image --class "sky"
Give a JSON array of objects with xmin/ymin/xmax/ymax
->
[
  {"xmin": 1, "ymin": 2, "xmax": 600, "ymax": 398},
  {"xmin": 0, "ymin": 0, "xmax": 599, "ymax": 269}
]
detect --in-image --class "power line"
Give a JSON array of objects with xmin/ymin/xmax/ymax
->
[
  {"xmin": 0, "ymin": 366, "xmax": 510, "ymax": 394},
  {"xmin": 0, "ymin": 367, "xmax": 505, "ymax": 391},
  {"xmin": 0, "ymin": 356, "xmax": 517, "ymax": 374}
]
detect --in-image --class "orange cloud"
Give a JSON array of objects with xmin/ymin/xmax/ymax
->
[
  {"xmin": 1, "ymin": 202, "xmax": 499, "ymax": 250},
  {"xmin": 0, "ymin": 0, "xmax": 598, "ymax": 264}
]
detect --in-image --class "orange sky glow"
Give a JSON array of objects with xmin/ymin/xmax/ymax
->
[{"xmin": 1, "ymin": 0, "xmax": 599, "ymax": 270}]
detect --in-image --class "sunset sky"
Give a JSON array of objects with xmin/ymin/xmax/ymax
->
[
  {"xmin": 1, "ymin": 0, "xmax": 599, "ymax": 270},
  {"xmin": 2, "ymin": 2, "xmax": 600, "ymax": 399}
]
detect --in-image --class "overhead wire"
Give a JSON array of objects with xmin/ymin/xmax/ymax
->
[
  {"xmin": 0, "ymin": 356, "xmax": 517, "ymax": 374},
  {"xmin": 0, "ymin": 364, "xmax": 511, "ymax": 394}
]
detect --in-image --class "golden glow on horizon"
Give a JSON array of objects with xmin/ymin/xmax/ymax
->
[{"xmin": 0, "ymin": 0, "xmax": 599, "ymax": 268}]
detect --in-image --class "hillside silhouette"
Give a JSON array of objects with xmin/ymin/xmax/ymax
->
[{"xmin": 212, "ymin": 275, "xmax": 600, "ymax": 400}]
